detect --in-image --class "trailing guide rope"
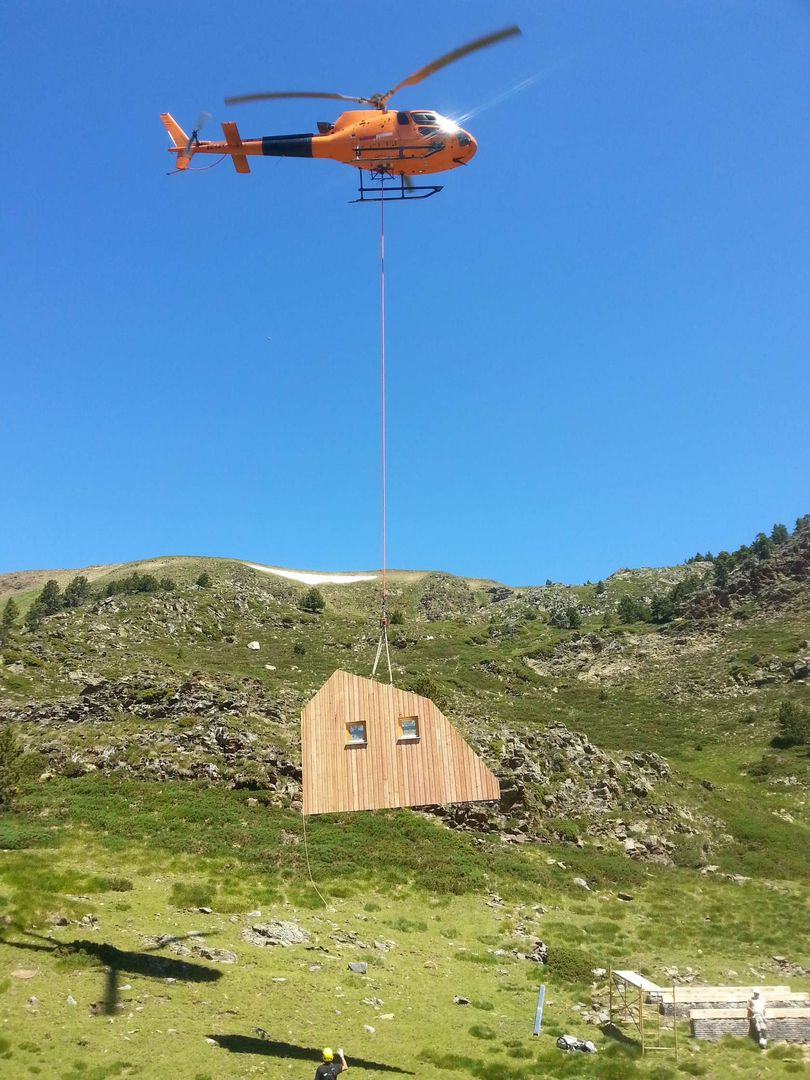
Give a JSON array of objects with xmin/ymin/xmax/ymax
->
[
  {"xmin": 301, "ymin": 802, "xmax": 329, "ymax": 909},
  {"xmin": 166, "ymin": 154, "xmax": 227, "ymax": 175},
  {"xmin": 371, "ymin": 176, "xmax": 393, "ymax": 684}
]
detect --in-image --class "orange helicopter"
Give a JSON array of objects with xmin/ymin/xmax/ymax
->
[{"xmin": 161, "ymin": 25, "xmax": 521, "ymax": 201}]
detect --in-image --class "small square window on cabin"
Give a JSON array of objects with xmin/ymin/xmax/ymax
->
[
  {"xmin": 345, "ymin": 721, "xmax": 367, "ymax": 747},
  {"xmin": 397, "ymin": 715, "xmax": 419, "ymax": 741}
]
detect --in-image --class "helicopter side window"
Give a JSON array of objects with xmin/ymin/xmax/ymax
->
[
  {"xmin": 410, "ymin": 112, "xmax": 437, "ymax": 125},
  {"xmin": 396, "ymin": 111, "xmax": 410, "ymax": 125},
  {"xmin": 418, "ymin": 127, "xmax": 438, "ymax": 137}
]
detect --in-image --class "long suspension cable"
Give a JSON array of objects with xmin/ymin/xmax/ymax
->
[
  {"xmin": 380, "ymin": 187, "xmax": 387, "ymax": 604},
  {"xmin": 371, "ymin": 177, "xmax": 392, "ymax": 683}
]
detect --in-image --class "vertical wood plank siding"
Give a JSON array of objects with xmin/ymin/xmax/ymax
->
[{"xmin": 302, "ymin": 670, "xmax": 500, "ymax": 815}]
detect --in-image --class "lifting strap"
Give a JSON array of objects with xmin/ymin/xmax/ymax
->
[
  {"xmin": 371, "ymin": 183, "xmax": 393, "ymax": 684},
  {"xmin": 371, "ymin": 594, "xmax": 392, "ymax": 682}
]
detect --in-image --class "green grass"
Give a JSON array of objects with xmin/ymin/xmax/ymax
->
[{"xmin": 0, "ymin": 803, "xmax": 807, "ymax": 1079}]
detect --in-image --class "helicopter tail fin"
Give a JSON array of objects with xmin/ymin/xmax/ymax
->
[
  {"xmin": 221, "ymin": 121, "xmax": 251, "ymax": 174},
  {"xmin": 160, "ymin": 113, "xmax": 192, "ymax": 170}
]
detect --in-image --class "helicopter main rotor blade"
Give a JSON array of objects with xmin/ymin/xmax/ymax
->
[
  {"xmin": 225, "ymin": 90, "xmax": 372, "ymax": 107},
  {"xmin": 378, "ymin": 24, "xmax": 521, "ymax": 107}
]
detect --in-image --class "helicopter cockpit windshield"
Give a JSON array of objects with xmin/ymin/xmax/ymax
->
[{"xmin": 410, "ymin": 112, "xmax": 461, "ymax": 137}]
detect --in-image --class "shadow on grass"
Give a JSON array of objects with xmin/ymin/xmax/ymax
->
[
  {"xmin": 599, "ymin": 1023, "xmax": 640, "ymax": 1049},
  {"xmin": 8, "ymin": 934, "xmax": 223, "ymax": 983},
  {"xmin": 7, "ymin": 932, "xmax": 223, "ymax": 1017},
  {"xmin": 210, "ymin": 1032, "xmax": 415, "ymax": 1074}
]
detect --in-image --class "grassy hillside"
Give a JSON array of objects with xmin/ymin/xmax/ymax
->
[{"xmin": 0, "ymin": 522, "xmax": 808, "ymax": 1077}]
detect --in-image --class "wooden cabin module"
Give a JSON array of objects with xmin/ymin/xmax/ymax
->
[{"xmin": 301, "ymin": 670, "xmax": 500, "ymax": 815}]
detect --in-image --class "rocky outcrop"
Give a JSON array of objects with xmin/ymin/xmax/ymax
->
[
  {"xmin": 0, "ymin": 673, "xmax": 302, "ymax": 801},
  {"xmin": 416, "ymin": 574, "xmax": 477, "ymax": 622},
  {"xmin": 524, "ymin": 630, "xmax": 718, "ymax": 686},
  {"xmin": 1, "ymin": 671, "xmax": 297, "ymax": 727},
  {"xmin": 684, "ymin": 528, "xmax": 810, "ymax": 620},
  {"xmin": 428, "ymin": 723, "xmax": 705, "ymax": 864}
]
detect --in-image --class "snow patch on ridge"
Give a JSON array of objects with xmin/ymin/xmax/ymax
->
[{"xmin": 245, "ymin": 563, "xmax": 377, "ymax": 586}]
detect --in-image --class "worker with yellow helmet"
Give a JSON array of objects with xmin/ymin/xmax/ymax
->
[{"xmin": 315, "ymin": 1045, "xmax": 348, "ymax": 1078}]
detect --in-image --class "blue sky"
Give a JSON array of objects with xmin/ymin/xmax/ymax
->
[{"xmin": 2, "ymin": 0, "xmax": 808, "ymax": 585}]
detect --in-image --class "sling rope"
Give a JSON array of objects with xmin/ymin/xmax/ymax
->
[{"xmin": 371, "ymin": 178, "xmax": 393, "ymax": 683}]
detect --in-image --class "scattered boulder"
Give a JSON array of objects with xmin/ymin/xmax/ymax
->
[
  {"xmin": 241, "ymin": 921, "xmax": 310, "ymax": 948},
  {"xmin": 195, "ymin": 946, "xmax": 237, "ymax": 963}
]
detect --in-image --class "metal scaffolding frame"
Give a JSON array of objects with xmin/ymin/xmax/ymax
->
[{"xmin": 608, "ymin": 968, "xmax": 679, "ymax": 1060}]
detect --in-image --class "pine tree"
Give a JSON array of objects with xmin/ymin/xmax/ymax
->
[
  {"xmin": 63, "ymin": 576, "xmax": 90, "ymax": 608},
  {"xmin": 0, "ymin": 724, "xmax": 21, "ymax": 808},
  {"xmin": 299, "ymin": 588, "xmax": 325, "ymax": 614},
  {"xmin": 25, "ymin": 602, "xmax": 42, "ymax": 631},
  {"xmin": 776, "ymin": 701, "xmax": 810, "ymax": 747},
  {"xmin": 751, "ymin": 533, "xmax": 773, "ymax": 560},
  {"xmin": 713, "ymin": 552, "xmax": 732, "ymax": 588},
  {"xmin": 617, "ymin": 595, "xmax": 651, "ymax": 623},
  {"xmin": 650, "ymin": 594, "xmax": 675, "ymax": 623},
  {"xmin": 770, "ymin": 523, "xmax": 789, "ymax": 544},
  {"xmin": 617, "ymin": 595, "xmax": 637, "ymax": 623},
  {"xmin": 1, "ymin": 598, "xmax": 19, "ymax": 643},
  {"xmin": 38, "ymin": 580, "xmax": 62, "ymax": 615}
]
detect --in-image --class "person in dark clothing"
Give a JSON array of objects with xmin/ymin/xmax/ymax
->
[{"xmin": 315, "ymin": 1046, "xmax": 348, "ymax": 1078}]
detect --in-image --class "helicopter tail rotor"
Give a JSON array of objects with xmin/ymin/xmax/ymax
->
[{"xmin": 160, "ymin": 111, "xmax": 211, "ymax": 170}]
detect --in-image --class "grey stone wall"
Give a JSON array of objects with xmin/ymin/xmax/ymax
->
[{"xmin": 691, "ymin": 1015, "xmax": 810, "ymax": 1042}]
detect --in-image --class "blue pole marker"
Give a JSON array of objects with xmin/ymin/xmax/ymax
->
[{"xmin": 532, "ymin": 984, "xmax": 546, "ymax": 1036}]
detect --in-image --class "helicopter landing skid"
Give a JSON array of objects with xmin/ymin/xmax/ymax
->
[{"xmin": 352, "ymin": 167, "xmax": 443, "ymax": 203}]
